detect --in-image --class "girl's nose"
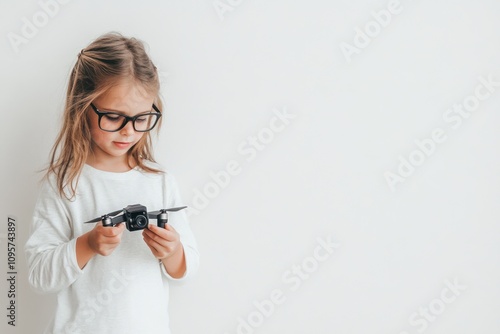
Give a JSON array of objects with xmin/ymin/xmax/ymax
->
[{"xmin": 120, "ymin": 119, "xmax": 136, "ymax": 135}]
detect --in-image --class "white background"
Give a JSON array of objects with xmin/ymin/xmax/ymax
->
[{"xmin": 1, "ymin": 0, "xmax": 500, "ymax": 333}]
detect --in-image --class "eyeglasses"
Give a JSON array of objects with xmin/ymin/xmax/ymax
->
[{"xmin": 90, "ymin": 103, "xmax": 162, "ymax": 132}]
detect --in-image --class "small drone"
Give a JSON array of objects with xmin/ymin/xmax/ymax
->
[{"xmin": 84, "ymin": 204, "xmax": 187, "ymax": 231}]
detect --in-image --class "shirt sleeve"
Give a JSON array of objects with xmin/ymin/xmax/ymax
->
[
  {"xmin": 160, "ymin": 173, "xmax": 200, "ymax": 281},
  {"xmin": 24, "ymin": 180, "xmax": 83, "ymax": 293}
]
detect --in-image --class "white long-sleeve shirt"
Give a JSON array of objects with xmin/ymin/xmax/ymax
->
[{"xmin": 25, "ymin": 164, "xmax": 199, "ymax": 334}]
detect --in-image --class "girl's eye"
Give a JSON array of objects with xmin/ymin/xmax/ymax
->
[
  {"xmin": 103, "ymin": 114, "xmax": 122, "ymax": 122},
  {"xmin": 135, "ymin": 116, "xmax": 148, "ymax": 123}
]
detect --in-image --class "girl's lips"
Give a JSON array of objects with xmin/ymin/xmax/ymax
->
[{"xmin": 113, "ymin": 142, "xmax": 131, "ymax": 149}]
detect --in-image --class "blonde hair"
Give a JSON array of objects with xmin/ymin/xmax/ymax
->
[{"xmin": 46, "ymin": 32, "xmax": 163, "ymax": 199}]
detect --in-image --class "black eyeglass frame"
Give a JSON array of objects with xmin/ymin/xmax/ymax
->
[{"xmin": 90, "ymin": 103, "xmax": 162, "ymax": 132}]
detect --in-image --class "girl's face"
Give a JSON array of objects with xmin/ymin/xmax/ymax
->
[{"xmin": 87, "ymin": 80, "xmax": 155, "ymax": 172}]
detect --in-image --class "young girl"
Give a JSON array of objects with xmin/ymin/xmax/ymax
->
[{"xmin": 24, "ymin": 32, "xmax": 199, "ymax": 334}]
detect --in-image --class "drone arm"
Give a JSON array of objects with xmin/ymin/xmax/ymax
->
[{"xmin": 109, "ymin": 215, "xmax": 126, "ymax": 226}]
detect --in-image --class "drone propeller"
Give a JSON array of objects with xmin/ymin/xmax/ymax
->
[
  {"xmin": 84, "ymin": 209, "xmax": 123, "ymax": 224},
  {"xmin": 148, "ymin": 206, "xmax": 187, "ymax": 217}
]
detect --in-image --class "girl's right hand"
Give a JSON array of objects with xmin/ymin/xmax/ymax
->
[{"xmin": 87, "ymin": 223, "xmax": 126, "ymax": 256}]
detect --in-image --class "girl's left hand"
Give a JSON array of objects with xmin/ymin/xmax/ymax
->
[{"xmin": 142, "ymin": 223, "xmax": 182, "ymax": 260}]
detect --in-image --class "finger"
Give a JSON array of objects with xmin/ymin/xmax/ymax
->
[
  {"xmin": 144, "ymin": 229, "xmax": 177, "ymax": 253},
  {"xmin": 163, "ymin": 224, "xmax": 180, "ymax": 236},
  {"xmin": 107, "ymin": 235, "xmax": 123, "ymax": 244},
  {"xmin": 146, "ymin": 224, "xmax": 170, "ymax": 238},
  {"xmin": 143, "ymin": 229, "xmax": 170, "ymax": 249},
  {"xmin": 100, "ymin": 223, "xmax": 126, "ymax": 237},
  {"xmin": 143, "ymin": 236, "xmax": 166, "ymax": 258},
  {"xmin": 148, "ymin": 224, "xmax": 178, "ymax": 242},
  {"xmin": 143, "ymin": 227, "xmax": 162, "ymax": 240},
  {"xmin": 97, "ymin": 234, "xmax": 122, "ymax": 246},
  {"xmin": 165, "ymin": 224, "xmax": 176, "ymax": 232},
  {"xmin": 97, "ymin": 226, "xmax": 124, "ymax": 241},
  {"xmin": 108, "ymin": 224, "xmax": 126, "ymax": 236},
  {"xmin": 144, "ymin": 241, "xmax": 160, "ymax": 257},
  {"xmin": 147, "ymin": 223, "xmax": 163, "ymax": 232},
  {"xmin": 144, "ymin": 235, "xmax": 163, "ymax": 250}
]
